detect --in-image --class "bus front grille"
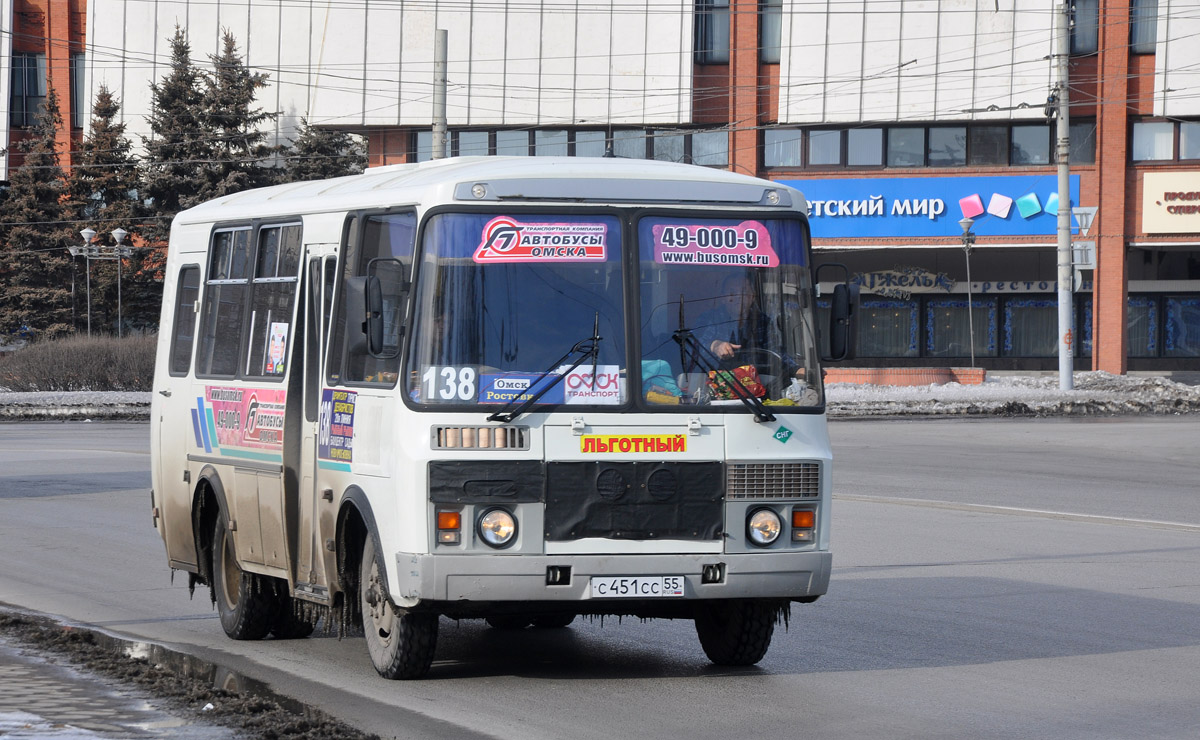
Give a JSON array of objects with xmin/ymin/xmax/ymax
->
[{"xmin": 726, "ymin": 462, "xmax": 820, "ymax": 499}]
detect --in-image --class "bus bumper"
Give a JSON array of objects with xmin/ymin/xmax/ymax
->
[{"xmin": 392, "ymin": 550, "xmax": 831, "ymax": 605}]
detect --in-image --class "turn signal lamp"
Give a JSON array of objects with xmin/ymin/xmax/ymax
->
[
  {"xmin": 437, "ymin": 509, "xmax": 462, "ymax": 545},
  {"xmin": 792, "ymin": 508, "xmax": 815, "ymax": 542}
]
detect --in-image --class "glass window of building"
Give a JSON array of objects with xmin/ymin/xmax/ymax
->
[
  {"xmin": 760, "ymin": 0, "xmax": 782, "ymax": 63},
  {"xmin": 1071, "ymin": 0, "xmax": 1099, "ymax": 54},
  {"xmin": 1131, "ymin": 121, "xmax": 1174, "ymax": 161},
  {"xmin": 847, "ymin": 128, "xmax": 883, "ymax": 166},
  {"xmin": 652, "ymin": 130, "xmax": 686, "ymax": 162},
  {"xmin": 968, "ymin": 126, "xmax": 1007, "ymax": 165},
  {"xmin": 1069, "ymin": 121, "xmax": 1097, "ymax": 164},
  {"xmin": 926, "ymin": 297, "xmax": 997, "ymax": 358},
  {"xmin": 535, "ymin": 130, "xmax": 568, "ymax": 156},
  {"xmin": 414, "ymin": 131, "xmax": 434, "ymax": 162},
  {"xmin": 575, "ymin": 131, "xmax": 608, "ymax": 157},
  {"xmin": 1127, "ymin": 296, "xmax": 1158, "ymax": 357},
  {"xmin": 887, "ymin": 128, "xmax": 924, "ymax": 167},
  {"xmin": 1180, "ymin": 122, "xmax": 1200, "ymax": 160},
  {"xmin": 70, "ymin": 53, "xmax": 85, "ymax": 129},
  {"xmin": 1130, "ymin": 0, "xmax": 1158, "ymax": 54},
  {"xmin": 764, "ymin": 129, "xmax": 803, "ymax": 167},
  {"xmin": 1003, "ymin": 299, "xmax": 1058, "ymax": 356},
  {"xmin": 1011, "ymin": 125, "xmax": 1050, "ymax": 165},
  {"xmin": 691, "ymin": 131, "xmax": 728, "ymax": 165},
  {"xmin": 612, "ymin": 129, "xmax": 648, "ymax": 159},
  {"xmin": 496, "ymin": 130, "xmax": 530, "ymax": 156},
  {"xmin": 857, "ymin": 299, "xmax": 919, "ymax": 357},
  {"xmin": 695, "ymin": 0, "xmax": 730, "ymax": 64},
  {"xmin": 808, "ymin": 129, "xmax": 842, "ymax": 166},
  {"xmin": 9, "ymin": 52, "xmax": 47, "ymax": 127},
  {"xmin": 928, "ymin": 127, "xmax": 966, "ymax": 167},
  {"xmin": 1164, "ymin": 296, "xmax": 1200, "ymax": 357},
  {"xmin": 457, "ymin": 131, "xmax": 489, "ymax": 156}
]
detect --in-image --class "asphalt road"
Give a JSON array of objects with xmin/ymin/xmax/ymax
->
[{"xmin": 1, "ymin": 419, "xmax": 1198, "ymax": 740}]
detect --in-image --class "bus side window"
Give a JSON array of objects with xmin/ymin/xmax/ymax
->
[
  {"xmin": 244, "ymin": 224, "xmax": 302, "ymax": 378},
  {"xmin": 197, "ymin": 228, "xmax": 253, "ymax": 376},
  {"xmin": 329, "ymin": 212, "xmax": 416, "ymax": 386},
  {"xmin": 169, "ymin": 265, "xmax": 201, "ymax": 376}
]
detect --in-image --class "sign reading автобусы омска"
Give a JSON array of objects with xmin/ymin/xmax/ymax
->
[{"xmin": 778, "ymin": 175, "xmax": 1082, "ymax": 239}]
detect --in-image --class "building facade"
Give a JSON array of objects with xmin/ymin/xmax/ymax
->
[{"xmin": 3, "ymin": 0, "xmax": 1199, "ymax": 370}]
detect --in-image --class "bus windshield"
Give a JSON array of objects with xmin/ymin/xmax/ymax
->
[
  {"xmin": 407, "ymin": 212, "xmax": 628, "ymax": 408},
  {"xmin": 638, "ymin": 216, "xmax": 822, "ymax": 409}
]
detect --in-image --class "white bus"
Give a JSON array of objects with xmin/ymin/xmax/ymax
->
[{"xmin": 150, "ymin": 157, "xmax": 857, "ymax": 679}]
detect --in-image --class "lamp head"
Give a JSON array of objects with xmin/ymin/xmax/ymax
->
[
  {"xmin": 80, "ymin": 227, "xmax": 96, "ymax": 244},
  {"xmin": 111, "ymin": 227, "xmax": 128, "ymax": 245},
  {"xmin": 958, "ymin": 217, "xmax": 974, "ymax": 235}
]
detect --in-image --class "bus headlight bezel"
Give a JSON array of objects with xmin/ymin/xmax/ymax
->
[
  {"xmin": 477, "ymin": 508, "xmax": 518, "ymax": 549},
  {"xmin": 746, "ymin": 508, "xmax": 783, "ymax": 547}
]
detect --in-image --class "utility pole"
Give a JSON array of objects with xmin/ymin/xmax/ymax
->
[
  {"xmin": 1055, "ymin": 3, "xmax": 1074, "ymax": 390},
  {"xmin": 432, "ymin": 29, "xmax": 448, "ymax": 160}
]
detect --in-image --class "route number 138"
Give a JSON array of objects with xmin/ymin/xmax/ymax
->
[{"xmin": 422, "ymin": 366, "xmax": 477, "ymax": 401}]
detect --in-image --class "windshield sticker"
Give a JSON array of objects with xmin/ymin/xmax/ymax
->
[
  {"xmin": 192, "ymin": 386, "xmax": 287, "ymax": 453},
  {"xmin": 652, "ymin": 221, "xmax": 779, "ymax": 267},
  {"xmin": 478, "ymin": 372, "xmax": 566, "ymax": 405},
  {"xmin": 581, "ymin": 434, "xmax": 687, "ymax": 454},
  {"xmin": 474, "ymin": 217, "xmax": 608, "ymax": 263},
  {"xmin": 559, "ymin": 364, "xmax": 623, "ymax": 405},
  {"xmin": 318, "ymin": 389, "xmax": 357, "ymax": 464}
]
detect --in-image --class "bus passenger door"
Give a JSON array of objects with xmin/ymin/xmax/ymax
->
[{"xmin": 296, "ymin": 249, "xmax": 338, "ymax": 601}]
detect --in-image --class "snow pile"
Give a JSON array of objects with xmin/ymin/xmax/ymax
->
[
  {"xmin": 0, "ymin": 391, "xmax": 152, "ymax": 420},
  {"xmin": 826, "ymin": 371, "xmax": 1200, "ymax": 417}
]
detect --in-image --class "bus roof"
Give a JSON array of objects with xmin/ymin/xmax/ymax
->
[{"xmin": 173, "ymin": 157, "xmax": 807, "ymax": 225}]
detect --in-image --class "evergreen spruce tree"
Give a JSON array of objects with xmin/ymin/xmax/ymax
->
[
  {"xmin": 283, "ymin": 117, "xmax": 367, "ymax": 182},
  {"xmin": 66, "ymin": 84, "xmax": 160, "ymax": 332},
  {"xmin": 200, "ymin": 30, "xmax": 281, "ymax": 197},
  {"xmin": 0, "ymin": 88, "xmax": 77, "ymax": 339},
  {"xmin": 141, "ymin": 27, "xmax": 210, "ymax": 246}
]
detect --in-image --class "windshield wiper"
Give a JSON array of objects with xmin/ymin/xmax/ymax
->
[
  {"xmin": 673, "ymin": 295, "xmax": 776, "ymax": 423},
  {"xmin": 487, "ymin": 313, "xmax": 603, "ymax": 424}
]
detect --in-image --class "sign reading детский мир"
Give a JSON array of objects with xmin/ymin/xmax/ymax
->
[{"xmin": 777, "ymin": 175, "xmax": 1081, "ymax": 239}]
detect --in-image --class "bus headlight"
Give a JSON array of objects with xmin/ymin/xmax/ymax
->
[
  {"xmin": 478, "ymin": 509, "xmax": 517, "ymax": 548},
  {"xmin": 746, "ymin": 509, "xmax": 782, "ymax": 546}
]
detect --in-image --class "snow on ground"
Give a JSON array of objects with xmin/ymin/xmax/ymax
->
[{"xmin": 1, "ymin": 372, "xmax": 1198, "ymax": 418}]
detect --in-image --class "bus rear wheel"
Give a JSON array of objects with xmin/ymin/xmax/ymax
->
[
  {"xmin": 212, "ymin": 514, "xmax": 276, "ymax": 640},
  {"xmin": 360, "ymin": 536, "xmax": 437, "ymax": 679},
  {"xmin": 693, "ymin": 600, "xmax": 776, "ymax": 666}
]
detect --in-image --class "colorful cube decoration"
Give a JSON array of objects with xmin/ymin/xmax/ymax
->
[
  {"xmin": 958, "ymin": 193, "xmax": 985, "ymax": 219},
  {"xmin": 1016, "ymin": 192, "xmax": 1042, "ymax": 219},
  {"xmin": 1045, "ymin": 192, "xmax": 1060, "ymax": 216},
  {"xmin": 986, "ymin": 193, "xmax": 1013, "ymax": 219}
]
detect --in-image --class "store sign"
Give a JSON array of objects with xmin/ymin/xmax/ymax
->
[
  {"xmin": 853, "ymin": 268, "xmax": 955, "ymax": 298},
  {"xmin": 1142, "ymin": 172, "xmax": 1200, "ymax": 234},
  {"xmin": 778, "ymin": 175, "xmax": 1081, "ymax": 239}
]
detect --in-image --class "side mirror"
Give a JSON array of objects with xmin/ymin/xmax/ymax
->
[
  {"xmin": 345, "ymin": 276, "xmax": 369, "ymax": 356},
  {"xmin": 366, "ymin": 275, "xmax": 385, "ymax": 355},
  {"xmin": 825, "ymin": 283, "xmax": 859, "ymax": 362}
]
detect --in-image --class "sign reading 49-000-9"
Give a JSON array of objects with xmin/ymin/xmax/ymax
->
[{"xmin": 779, "ymin": 175, "xmax": 1081, "ymax": 239}]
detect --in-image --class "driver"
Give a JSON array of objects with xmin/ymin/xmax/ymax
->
[{"xmin": 696, "ymin": 273, "xmax": 803, "ymax": 379}]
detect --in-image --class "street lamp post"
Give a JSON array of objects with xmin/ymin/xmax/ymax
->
[
  {"xmin": 958, "ymin": 217, "xmax": 977, "ymax": 368},
  {"xmin": 68, "ymin": 227, "xmax": 132, "ymax": 337}
]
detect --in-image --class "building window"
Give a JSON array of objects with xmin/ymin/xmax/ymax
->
[
  {"xmin": 612, "ymin": 130, "xmax": 648, "ymax": 159},
  {"xmin": 575, "ymin": 131, "xmax": 608, "ymax": 157},
  {"xmin": 1131, "ymin": 121, "xmax": 1174, "ymax": 161},
  {"xmin": 1069, "ymin": 121, "xmax": 1097, "ymax": 164},
  {"xmin": 695, "ymin": 0, "xmax": 730, "ymax": 64},
  {"xmin": 691, "ymin": 130, "xmax": 728, "ymax": 166},
  {"xmin": 457, "ymin": 131, "xmax": 489, "ymax": 156},
  {"xmin": 1130, "ymin": 0, "xmax": 1158, "ymax": 54},
  {"xmin": 535, "ymin": 130, "xmax": 568, "ymax": 156},
  {"xmin": 808, "ymin": 129, "xmax": 841, "ymax": 166},
  {"xmin": 1011, "ymin": 125, "xmax": 1050, "ymax": 165},
  {"xmin": 887, "ymin": 128, "xmax": 924, "ymax": 167},
  {"xmin": 652, "ymin": 130, "xmax": 686, "ymax": 162},
  {"xmin": 858, "ymin": 299, "xmax": 919, "ymax": 357},
  {"xmin": 1180, "ymin": 122, "xmax": 1200, "ymax": 160},
  {"xmin": 847, "ymin": 128, "xmax": 883, "ymax": 166},
  {"xmin": 1164, "ymin": 296, "xmax": 1200, "ymax": 357},
  {"xmin": 1127, "ymin": 296, "xmax": 1158, "ymax": 357},
  {"xmin": 1003, "ymin": 299, "xmax": 1059, "ymax": 356},
  {"xmin": 760, "ymin": 0, "xmax": 782, "ymax": 64},
  {"xmin": 70, "ymin": 53, "xmax": 86, "ymax": 129},
  {"xmin": 928, "ymin": 127, "xmax": 966, "ymax": 167},
  {"xmin": 496, "ymin": 130, "xmax": 531, "ymax": 156},
  {"xmin": 1070, "ymin": 0, "xmax": 1099, "ymax": 55},
  {"xmin": 414, "ymin": 131, "xmax": 433, "ymax": 161},
  {"xmin": 9, "ymin": 52, "xmax": 47, "ymax": 128},
  {"xmin": 926, "ymin": 297, "xmax": 997, "ymax": 358},
  {"xmin": 764, "ymin": 129, "xmax": 802, "ymax": 167},
  {"xmin": 968, "ymin": 126, "xmax": 1006, "ymax": 165}
]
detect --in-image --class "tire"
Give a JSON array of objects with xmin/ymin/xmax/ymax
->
[
  {"xmin": 693, "ymin": 600, "xmax": 777, "ymax": 666},
  {"xmin": 360, "ymin": 535, "xmax": 437, "ymax": 679},
  {"xmin": 270, "ymin": 593, "xmax": 316, "ymax": 639},
  {"xmin": 485, "ymin": 615, "xmax": 532, "ymax": 630},
  {"xmin": 212, "ymin": 513, "xmax": 276, "ymax": 640},
  {"xmin": 531, "ymin": 614, "xmax": 575, "ymax": 629}
]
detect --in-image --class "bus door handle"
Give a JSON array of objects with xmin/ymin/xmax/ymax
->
[{"xmin": 159, "ymin": 389, "xmax": 172, "ymax": 397}]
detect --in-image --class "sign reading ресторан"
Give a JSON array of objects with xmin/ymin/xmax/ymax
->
[{"xmin": 1142, "ymin": 172, "xmax": 1200, "ymax": 234}]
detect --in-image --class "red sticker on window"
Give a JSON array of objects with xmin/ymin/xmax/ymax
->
[
  {"xmin": 474, "ymin": 217, "xmax": 608, "ymax": 263},
  {"xmin": 652, "ymin": 221, "xmax": 778, "ymax": 267}
]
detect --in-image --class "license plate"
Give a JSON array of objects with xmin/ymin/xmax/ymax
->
[{"xmin": 589, "ymin": 575, "xmax": 685, "ymax": 598}]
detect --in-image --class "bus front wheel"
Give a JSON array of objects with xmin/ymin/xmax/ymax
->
[
  {"xmin": 693, "ymin": 600, "xmax": 776, "ymax": 666},
  {"xmin": 360, "ymin": 536, "xmax": 437, "ymax": 679},
  {"xmin": 212, "ymin": 514, "xmax": 276, "ymax": 640}
]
